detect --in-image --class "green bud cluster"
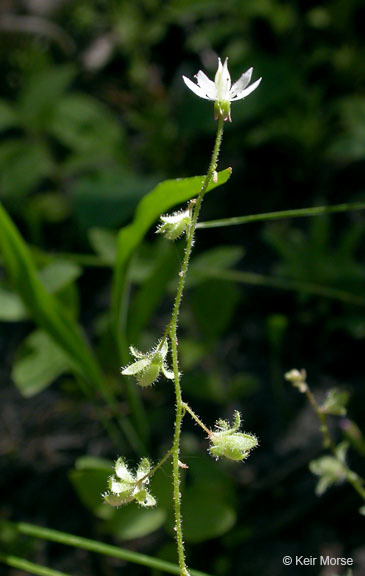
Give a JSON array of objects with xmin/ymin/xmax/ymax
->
[
  {"xmin": 157, "ymin": 209, "xmax": 191, "ymax": 241},
  {"xmin": 209, "ymin": 410, "xmax": 258, "ymax": 461},
  {"xmin": 284, "ymin": 368, "xmax": 308, "ymax": 393},
  {"xmin": 103, "ymin": 457, "xmax": 156, "ymax": 508},
  {"xmin": 121, "ymin": 339, "xmax": 174, "ymax": 387}
]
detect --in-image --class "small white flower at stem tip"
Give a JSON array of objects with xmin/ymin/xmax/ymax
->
[{"xmin": 182, "ymin": 57, "xmax": 262, "ymax": 122}]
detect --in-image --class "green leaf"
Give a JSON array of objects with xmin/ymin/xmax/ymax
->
[
  {"xmin": 105, "ymin": 506, "xmax": 165, "ymax": 540},
  {"xmin": 181, "ymin": 485, "xmax": 236, "ymax": 542},
  {"xmin": 154, "ymin": 457, "xmax": 236, "ymax": 543},
  {"xmin": 69, "ymin": 459, "xmax": 114, "ymax": 520},
  {"xmin": 89, "ymin": 228, "xmax": 118, "ymax": 265},
  {"xmin": 0, "ymin": 139, "xmax": 52, "ymax": 198},
  {"xmin": 18, "ymin": 66, "xmax": 75, "ymax": 131},
  {"xmin": 0, "ymin": 285, "xmax": 28, "ymax": 321},
  {"xmin": 49, "ymin": 94, "xmax": 121, "ymax": 156},
  {"xmin": 12, "ymin": 331, "xmax": 70, "ymax": 397},
  {"xmin": 111, "ymin": 168, "xmax": 232, "ymax": 353},
  {"xmin": 0, "ymin": 203, "xmax": 104, "ymax": 392},
  {"xmin": 0, "ymin": 261, "xmax": 81, "ymax": 323},
  {"xmin": 321, "ymin": 389, "xmax": 349, "ymax": 416},
  {"xmin": 309, "ymin": 454, "xmax": 347, "ymax": 496},
  {"xmin": 38, "ymin": 261, "xmax": 82, "ymax": 293}
]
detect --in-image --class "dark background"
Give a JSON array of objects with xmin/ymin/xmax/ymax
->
[{"xmin": 0, "ymin": 1, "xmax": 364, "ymax": 575}]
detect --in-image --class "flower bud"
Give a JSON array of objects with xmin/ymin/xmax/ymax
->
[
  {"xmin": 209, "ymin": 410, "xmax": 258, "ymax": 462},
  {"xmin": 157, "ymin": 209, "xmax": 191, "ymax": 241},
  {"xmin": 284, "ymin": 368, "xmax": 307, "ymax": 392},
  {"xmin": 103, "ymin": 457, "xmax": 156, "ymax": 508},
  {"xmin": 121, "ymin": 339, "xmax": 174, "ymax": 387}
]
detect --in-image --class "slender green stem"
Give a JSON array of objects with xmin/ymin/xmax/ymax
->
[
  {"xmin": 0, "ymin": 553, "xmax": 70, "ymax": 576},
  {"xmin": 6, "ymin": 522, "xmax": 212, "ymax": 576},
  {"xmin": 136, "ymin": 446, "xmax": 174, "ymax": 484},
  {"xmin": 304, "ymin": 387, "xmax": 334, "ymax": 450},
  {"xmin": 304, "ymin": 386, "xmax": 365, "ymax": 502},
  {"xmin": 182, "ymin": 402, "xmax": 211, "ymax": 436},
  {"xmin": 197, "ymin": 201, "xmax": 365, "ymax": 229},
  {"xmin": 201, "ymin": 268, "xmax": 365, "ymax": 306},
  {"xmin": 169, "ymin": 116, "xmax": 224, "ymax": 575}
]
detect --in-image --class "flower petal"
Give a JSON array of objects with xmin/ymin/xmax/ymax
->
[
  {"xmin": 230, "ymin": 67, "xmax": 253, "ymax": 99},
  {"xmin": 215, "ymin": 57, "xmax": 231, "ymax": 101},
  {"xmin": 182, "ymin": 76, "xmax": 212, "ymax": 100},
  {"xmin": 231, "ymin": 77, "xmax": 262, "ymax": 100},
  {"xmin": 195, "ymin": 71, "xmax": 217, "ymax": 99}
]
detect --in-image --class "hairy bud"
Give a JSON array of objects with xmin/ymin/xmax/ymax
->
[{"xmin": 209, "ymin": 411, "xmax": 258, "ymax": 462}]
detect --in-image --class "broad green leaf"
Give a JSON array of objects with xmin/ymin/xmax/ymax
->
[
  {"xmin": 105, "ymin": 506, "xmax": 166, "ymax": 540},
  {"xmin": 12, "ymin": 331, "xmax": 70, "ymax": 397},
  {"xmin": 111, "ymin": 168, "xmax": 232, "ymax": 353},
  {"xmin": 0, "ymin": 139, "xmax": 52, "ymax": 197},
  {"xmin": 181, "ymin": 485, "xmax": 236, "ymax": 543},
  {"xmin": 70, "ymin": 459, "xmax": 114, "ymax": 520},
  {"xmin": 154, "ymin": 457, "xmax": 236, "ymax": 543},
  {"xmin": 0, "ymin": 204, "xmax": 104, "ymax": 392}
]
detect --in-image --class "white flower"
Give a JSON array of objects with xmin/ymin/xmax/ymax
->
[{"xmin": 182, "ymin": 57, "xmax": 261, "ymax": 122}]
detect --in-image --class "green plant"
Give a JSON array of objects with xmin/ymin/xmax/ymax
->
[
  {"xmin": 285, "ymin": 369, "xmax": 365, "ymax": 515},
  {"xmin": 102, "ymin": 57, "xmax": 261, "ymax": 576}
]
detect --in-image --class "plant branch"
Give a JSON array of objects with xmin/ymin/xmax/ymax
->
[
  {"xmin": 182, "ymin": 402, "xmax": 211, "ymax": 436},
  {"xmin": 197, "ymin": 201, "xmax": 365, "ymax": 229}
]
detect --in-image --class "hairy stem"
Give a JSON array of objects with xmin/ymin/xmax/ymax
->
[
  {"xmin": 136, "ymin": 446, "xmax": 174, "ymax": 485},
  {"xmin": 169, "ymin": 116, "xmax": 224, "ymax": 575},
  {"xmin": 182, "ymin": 402, "xmax": 211, "ymax": 436}
]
